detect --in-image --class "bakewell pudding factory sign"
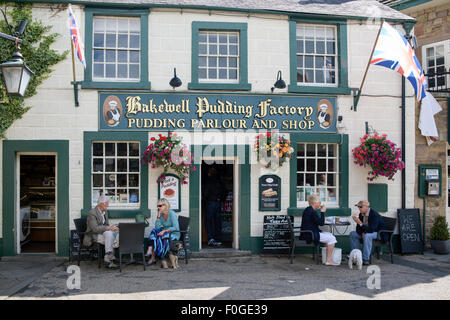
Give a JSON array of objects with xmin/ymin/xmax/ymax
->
[{"xmin": 99, "ymin": 92, "xmax": 336, "ymax": 132}]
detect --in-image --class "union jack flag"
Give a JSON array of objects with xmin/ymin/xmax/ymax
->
[
  {"xmin": 68, "ymin": 4, "xmax": 86, "ymax": 68},
  {"xmin": 371, "ymin": 21, "xmax": 426, "ymax": 101}
]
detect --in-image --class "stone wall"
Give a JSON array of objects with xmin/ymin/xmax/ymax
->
[
  {"xmin": 408, "ymin": 1, "xmax": 450, "ymax": 63},
  {"xmin": 408, "ymin": 1, "xmax": 450, "ymax": 246}
]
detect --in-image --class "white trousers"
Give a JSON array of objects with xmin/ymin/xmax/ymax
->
[
  {"xmin": 97, "ymin": 230, "xmax": 119, "ymax": 254},
  {"xmin": 319, "ymin": 231, "xmax": 337, "ymax": 245}
]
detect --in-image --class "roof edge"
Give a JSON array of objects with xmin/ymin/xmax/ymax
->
[{"xmin": 15, "ymin": 0, "xmax": 416, "ymax": 23}]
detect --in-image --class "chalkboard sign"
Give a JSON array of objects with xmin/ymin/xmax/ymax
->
[
  {"xmin": 259, "ymin": 175, "xmax": 281, "ymax": 211},
  {"xmin": 397, "ymin": 209, "xmax": 423, "ymax": 254},
  {"xmin": 69, "ymin": 230, "xmax": 93, "ymax": 261},
  {"xmin": 263, "ymin": 215, "xmax": 293, "ymax": 254}
]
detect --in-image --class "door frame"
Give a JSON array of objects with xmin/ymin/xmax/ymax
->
[
  {"xmin": 16, "ymin": 152, "xmax": 58, "ymax": 254},
  {"xmin": 2, "ymin": 140, "xmax": 69, "ymax": 256},
  {"xmin": 200, "ymin": 157, "xmax": 238, "ymax": 250},
  {"xmin": 189, "ymin": 144, "xmax": 250, "ymax": 252}
]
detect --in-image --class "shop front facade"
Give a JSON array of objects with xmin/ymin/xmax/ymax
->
[{"xmin": 0, "ymin": 1, "xmax": 416, "ymax": 257}]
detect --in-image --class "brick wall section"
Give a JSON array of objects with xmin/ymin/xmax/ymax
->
[{"xmin": 408, "ymin": 2, "xmax": 450, "ymax": 246}]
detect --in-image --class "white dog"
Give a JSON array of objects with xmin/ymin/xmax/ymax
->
[{"xmin": 348, "ymin": 249, "xmax": 363, "ymax": 270}]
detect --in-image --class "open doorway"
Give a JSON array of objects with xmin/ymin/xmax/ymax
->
[
  {"xmin": 19, "ymin": 155, "xmax": 56, "ymax": 253},
  {"xmin": 201, "ymin": 161, "xmax": 234, "ymax": 249}
]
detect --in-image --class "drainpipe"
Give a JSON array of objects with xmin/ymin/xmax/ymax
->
[
  {"xmin": 402, "ymin": 21, "xmax": 415, "ymax": 210},
  {"xmin": 401, "ymin": 76, "xmax": 406, "ymax": 209}
]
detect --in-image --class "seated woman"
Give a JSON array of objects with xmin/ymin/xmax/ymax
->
[
  {"xmin": 300, "ymin": 194, "xmax": 338, "ymax": 266},
  {"xmin": 145, "ymin": 198, "xmax": 180, "ymax": 265}
]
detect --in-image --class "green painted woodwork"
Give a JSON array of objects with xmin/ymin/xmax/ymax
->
[
  {"xmin": 82, "ymin": 8, "xmax": 151, "ymax": 90},
  {"xmin": 83, "ymin": 131, "xmax": 150, "ymax": 218},
  {"xmin": 2, "ymin": 140, "xmax": 69, "ymax": 256},
  {"xmin": 288, "ymin": 19, "xmax": 350, "ymax": 95},
  {"xmin": 189, "ymin": 144, "xmax": 250, "ymax": 252},
  {"xmin": 289, "ymin": 133, "xmax": 350, "ymax": 216},
  {"xmin": 368, "ymin": 184, "xmax": 388, "ymax": 212},
  {"xmin": 188, "ymin": 21, "xmax": 251, "ymax": 91}
]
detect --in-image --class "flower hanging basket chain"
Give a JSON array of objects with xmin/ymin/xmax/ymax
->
[
  {"xmin": 352, "ymin": 133, "xmax": 405, "ymax": 181},
  {"xmin": 142, "ymin": 132, "xmax": 196, "ymax": 184},
  {"xmin": 254, "ymin": 131, "xmax": 293, "ymax": 168}
]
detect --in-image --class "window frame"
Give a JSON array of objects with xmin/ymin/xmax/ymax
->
[
  {"xmin": 82, "ymin": 8, "xmax": 151, "ymax": 90},
  {"xmin": 288, "ymin": 18, "xmax": 350, "ymax": 95},
  {"xmin": 188, "ymin": 21, "xmax": 251, "ymax": 91},
  {"xmin": 91, "ymin": 141, "xmax": 142, "ymax": 209},
  {"xmin": 296, "ymin": 142, "xmax": 340, "ymax": 207},
  {"xmin": 83, "ymin": 131, "xmax": 150, "ymax": 219},
  {"xmin": 288, "ymin": 133, "xmax": 350, "ymax": 216},
  {"xmin": 422, "ymin": 40, "xmax": 450, "ymax": 91}
]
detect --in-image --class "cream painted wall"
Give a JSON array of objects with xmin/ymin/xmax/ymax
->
[{"xmin": 0, "ymin": 7, "xmax": 416, "ymax": 243}]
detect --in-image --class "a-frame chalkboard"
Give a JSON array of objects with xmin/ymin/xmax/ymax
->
[{"xmin": 397, "ymin": 209, "xmax": 423, "ymax": 254}]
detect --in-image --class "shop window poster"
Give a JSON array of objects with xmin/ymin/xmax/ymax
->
[{"xmin": 158, "ymin": 174, "xmax": 180, "ymax": 211}]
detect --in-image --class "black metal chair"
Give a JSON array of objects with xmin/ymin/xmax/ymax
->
[
  {"xmin": 168, "ymin": 216, "xmax": 190, "ymax": 264},
  {"xmin": 287, "ymin": 216, "xmax": 320, "ymax": 265},
  {"xmin": 373, "ymin": 216, "xmax": 396, "ymax": 264},
  {"xmin": 118, "ymin": 222, "xmax": 146, "ymax": 272},
  {"xmin": 73, "ymin": 217, "xmax": 104, "ymax": 268}
]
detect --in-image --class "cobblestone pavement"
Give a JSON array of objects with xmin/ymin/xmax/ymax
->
[{"xmin": 5, "ymin": 252, "xmax": 450, "ymax": 300}]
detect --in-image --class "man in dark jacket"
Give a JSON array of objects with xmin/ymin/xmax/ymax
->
[{"xmin": 350, "ymin": 200, "xmax": 387, "ymax": 265}]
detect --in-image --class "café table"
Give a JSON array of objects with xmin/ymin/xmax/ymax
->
[{"xmin": 324, "ymin": 219, "xmax": 351, "ymax": 235}]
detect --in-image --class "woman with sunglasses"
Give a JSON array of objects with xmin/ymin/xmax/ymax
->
[{"xmin": 145, "ymin": 198, "xmax": 180, "ymax": 265}]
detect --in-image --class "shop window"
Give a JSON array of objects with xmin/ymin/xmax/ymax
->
[
  {"xmin": 296, "ymin": 143, "xmax": 339, "ymax": 206},
  {"xmin": 91, "ymin": 141, "xmax": 140, "ymax": 208},
  {"xmin": 82, "ymin": 8, "xmax": 150, "ymax": 90},
  {"xmin": 189, "ymin": 21, "xmax": 251, "ymax": 91},
  {"xmin": 423, "ymin": 40, "xmax": 450, "ymax": 92},
  {"xmin": 296, "ymin": 24, "xmax": 337, "ymax": 86},
  {"xmin": 288, "ymin": 20, "xmax": 350, "ymax": 95}
]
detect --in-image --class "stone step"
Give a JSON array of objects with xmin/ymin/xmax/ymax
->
[
  {"xmin": 190, "ymin": 249, "xmax": 252, "ymax": 259},
  {"xmin": 0, "ymin": 254, "xmax": 68, "ymax": 263}
]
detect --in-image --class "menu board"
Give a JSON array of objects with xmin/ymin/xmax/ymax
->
[
  {"xmin": 159, "ymin": 174, "xmax": 180, "ymax": 212},
  {"xmin": 259, "ymin": 175, "xmax": 281, "ymax": 211},
  {"xmin": 263, "ymin": 215, "xmax": 293, "ymax": 254},
  {"xmin": 398, "ymin": 209, "xmax": 423, "ymax": 254},
  {"xmin": 69, "ymin": 230, "xmax": 92, "ymax": 261}
]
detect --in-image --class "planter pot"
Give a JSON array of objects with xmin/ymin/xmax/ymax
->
[{"xmin": 430, "ymin": 239, "xmax": 450, "ymax": 254}]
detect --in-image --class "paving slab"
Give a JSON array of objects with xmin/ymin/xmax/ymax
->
[{"xmin": 4, "ymin": 250, "xmax": 450, "ymax": 300}]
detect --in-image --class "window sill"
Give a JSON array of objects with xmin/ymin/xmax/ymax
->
[
  {"xmin": 287, "ymin": 207, "xmax": 351, "ymax": 216},
  {"xmin": 81, "ymin": 208, "xmax": 151, "ymax": 219},
  {"xmin": 288, "ymin": 84, "xmax": 351, "ymax": 95},
  {"xmin": 81, "ymin": 80, "xmax": 151, "ymax": 90},
  {"xmin": 188, "ymin": 82, "xmax": 251, "ymax": 91}
]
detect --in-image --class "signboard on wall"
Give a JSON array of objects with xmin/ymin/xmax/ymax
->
[
  {"xmin": 99, "ymin": 92, "xmax": 337, "ymax": 132},
  {"xmin": 158, "ymin": 174, "xmax": 180, "ymax": 212},
  {"xmin": 259, "ymin": 175, "xmax": 281, "ymax": 211}
]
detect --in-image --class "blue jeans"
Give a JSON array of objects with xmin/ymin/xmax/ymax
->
[
  {"xmin": 205, "ymin": 201, "xmax": 222, "ymax": 241},
  {"xmin": 350, "ymin": 231, "xmax": 378, "ymax": 261}
]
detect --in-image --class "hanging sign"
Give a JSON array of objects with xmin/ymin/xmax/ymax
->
[
  {"xmin": 158, "ymin": 174, "xmax": 180, "ymax": 212},
  {"xmin": 259, "ymin": 175, "xmax": 281, "ymax": 211},
  {"xmin": 99, "ymin": 92, "xmax": 337, "ymax": 132}
]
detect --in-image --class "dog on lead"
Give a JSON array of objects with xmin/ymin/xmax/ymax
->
[{"xmin": 348, "ymin": 249, "xmax": 363, "ymax": 270}]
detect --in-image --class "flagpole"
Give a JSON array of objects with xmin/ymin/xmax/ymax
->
[
  {"xmin": 353, "ymin": 20, "xmax": 384, "ymax": 111},
  {"xmin": 70, "ymin": 37, "xmax": 80, "ymax": 107}
]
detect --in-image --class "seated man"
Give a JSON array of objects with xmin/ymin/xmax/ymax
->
[
  {"xmin": 83, "ymin": 195, "xmax": 119, "ymax": 269},
  {"xmin": 350, "ymin": 200, "xmax": 387, "ymax": 266}
]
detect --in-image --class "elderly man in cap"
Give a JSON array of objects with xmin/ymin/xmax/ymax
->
[
  {"xmin": 349, "ymin": 200, "xmax": 387, "ymax": 265},
  {"xmin": 83, "ymin": 195, "xmax": 120, "ymax": 268}
]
